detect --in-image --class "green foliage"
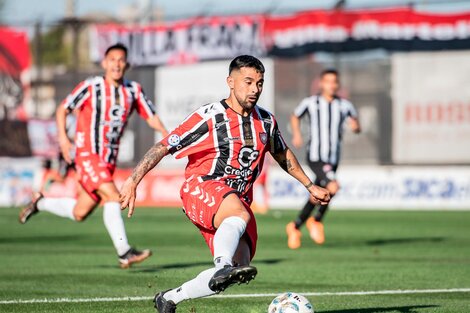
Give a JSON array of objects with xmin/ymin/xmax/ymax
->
[
  {"xmin": 32, "ymin": 25, "xmax": 71, "ymax": 66},
  {"xmin": 0, "ymin": 0, "xmax": 5, "ymax": 22},
  {"xmin": 0, "ymin": 208, "xmax": 469, "ymax": 312}
]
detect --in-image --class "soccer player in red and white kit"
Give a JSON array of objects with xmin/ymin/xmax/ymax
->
[
  {"xmin": 119, "ymin": 55, "xmax": 330, "ymax": 312},
  {"xmin": 19, "ymin": 44, "xmax": 168, "ymax": 268}
]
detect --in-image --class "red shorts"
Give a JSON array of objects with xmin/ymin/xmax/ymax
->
[
  {"xmin": 180, "ymin": 178, "xmax": 258, "ymax": 260},
  {"xmin": 75, "ymin": 154, "xmax": 115, "ymax": 202}
]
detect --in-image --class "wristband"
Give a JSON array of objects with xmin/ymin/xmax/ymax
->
[{"xmin": 304, "ymin": 182, "xmax": 314, "ymax": 189}]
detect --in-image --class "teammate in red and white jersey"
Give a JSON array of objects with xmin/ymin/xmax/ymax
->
[
  {"xmin": 119, "ymin": 55, "xmax": 330, "ymax": 312},
  {"xmin": 19, "ymin": 43, "xmax": 168, "ymax": 268}
]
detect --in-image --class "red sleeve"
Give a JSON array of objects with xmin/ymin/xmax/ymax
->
[
  {"xmin": 161, "ymin": 110, "xmax": 211, "ymax": 159},
  {"xmin": 61, "ymin": 80, "xmax": 90, "ymax": 111},
  {"xmin": 132, "ymin": 82, "xmax": 157, "ymax": 120}
]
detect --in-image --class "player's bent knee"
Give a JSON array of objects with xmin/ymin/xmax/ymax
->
[
  {"xmin": 237, "ymin": 209, "xmax": 251, "ymax": 224},
  {"xmin": 72, "ymin": 203, "xmax": 96, "ymax": 222}
]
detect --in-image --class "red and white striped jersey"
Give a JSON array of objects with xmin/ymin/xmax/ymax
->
[
  {"xmin": 62, "ymin": 76, "xmax": 156, "ymax": 165},
  {"xmin": 162, "ymin": 100, "xmax": 287, "ymax": 202}
]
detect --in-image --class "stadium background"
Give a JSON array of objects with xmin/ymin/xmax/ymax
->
[{"xmin": 1, "ymin": 0, "xmax": 470, "ymax": 210}]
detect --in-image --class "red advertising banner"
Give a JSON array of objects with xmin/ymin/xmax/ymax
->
[
  {"xmin": 264, "ymin": 8, "xmax": 470, "ymax": 56},
  {"xmin": 90, "ymin": 15, "xmax": 264, "ymax": 66},
  {"xmin": 113, "ymin": 168, "xmax": 185, "ymax": 207},
  {"xmin": 43, "ymin": 168, "xmax": 186, "ymax": 208},
  {"xmin": 90, "ymin": 8, "xmax": 470, "ymax": 65},
  {"xmin": 0, "ymin": 27, "xmax": 31, "ymax": 120}
]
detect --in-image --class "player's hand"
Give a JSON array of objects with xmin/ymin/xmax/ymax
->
[
  {"xmin": 307, "ymin": 185, "xmax": 330, "ymax": 205},
  {"xmin": 291, "ymin": 134, "xmax": 303, "ymax": 149},
  {"xmin": 59, "ymin": 137, "xmax": 74, "ymax": 164},
  {"xmin": 119, "ymin": 177, "xmax": 137, "ymax": 218}
]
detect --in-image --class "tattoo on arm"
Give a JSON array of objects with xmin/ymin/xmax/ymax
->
[
  {"xmin": 131, "ymin": 143, "xmax": 168, "ymax": 184},
  {"xmin": 278, "ymin": 157, "xmax": 294, "ymax": 173},
  {"xmin": 275, "ymin": 149, "xmax": 313, "ymax": 188}
]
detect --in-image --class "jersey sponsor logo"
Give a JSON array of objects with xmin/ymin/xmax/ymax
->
[
  {"xmin": 224, "ymin": 136, "xmax": 241, "ymax": 142},
  {"xmin": 238, "ymin": 146, "xmax": 259, "ymax": 168},
  {"xmin": 105, "ymin": 104, "xmax": 126, "ymax": 161},
  {"xmin": 224, "ymin": 165, "xmax": 253, "ymax": 178},
  {"xmin": 223, "ymin": 146, "xmax": 260, "ymax": 193},
  {"xmin": 215, "ymin": 119, "xmax": 231, "ymax": 129},
  {"xmin": 168, "ymin": 134, "xmax": 181, "ymax": 146},
  {"xmin": 259, "ymin": 132, "xmax": 268, "ymax": 145}
]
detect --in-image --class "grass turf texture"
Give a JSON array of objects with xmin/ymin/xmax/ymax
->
[{"xmin": 0, "ymin": 208, "xmax": 469, "ymax": 312}]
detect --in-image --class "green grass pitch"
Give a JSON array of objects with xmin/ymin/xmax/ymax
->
[{"xmin": 0, "ymin": 208, "xmax": 469, "ymax": 312}]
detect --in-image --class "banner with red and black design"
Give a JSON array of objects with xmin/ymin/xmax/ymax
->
[
  {"xmin": 90, "ymin": 15, "xmax": 264, "ymax": 66},
  {"xmin": 90, "ymin": 8, "xmax": 470, "ymax": 65},
  {"xmin": 0, "ymin": 27, "xmax": 31, "ymax": 120},
  {"xmin": 263, "ymin": 8, "xmax": 470, "ymax": 57}
]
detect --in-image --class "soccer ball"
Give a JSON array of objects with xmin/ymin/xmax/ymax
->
[{"xmin": 268, "ymin": 292, "xmax": 314, "ymax": 313}]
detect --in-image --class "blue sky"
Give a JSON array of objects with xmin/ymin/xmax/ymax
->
[{"xmin": 3, "ymin": 0, "xmax": 470, "ymax": 26}]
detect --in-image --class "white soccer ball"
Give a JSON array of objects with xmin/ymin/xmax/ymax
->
[{"xmin": 268, "ymin": 292, "xmax": 314, "ymax": 313}]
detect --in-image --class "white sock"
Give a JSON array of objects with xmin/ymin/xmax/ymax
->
[
  {"xmin": 103, "ymin": 201, "xmax": 131, "ymax": 256},
  {"xmin": 213, "ymin": 216, "xmax": 247, "ymax": 268},
  {"xmin": 37, "ymin": 197, "xmax": 76, "ymax": 220},
  {"xmin": 164, "ymin": 267, "xmax": 218, "ymax": 304}
]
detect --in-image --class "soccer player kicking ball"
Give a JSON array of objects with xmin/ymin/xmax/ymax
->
[
  {"xmin": 19, "ymin": 43, "xmax": 168, "ymax": 268},
  {"xmin": 286, "ymin": 69, "xmax": 361, "ymax": 248},
  {"xmin": 119, "ymin": 55, "xmax": 330, "ymax": 312}
]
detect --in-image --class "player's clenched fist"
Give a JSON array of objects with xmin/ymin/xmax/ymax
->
[
  {"xmin": 59, "ymin": 136, "xmax": 74, "ymax": 164},
  {"xmin": 119, "ymin": 177, "xmax": 137, "ymax": 218},
  {"xmin": 307, "ymin": 185, "xmax": 330, "ymax": 205}
]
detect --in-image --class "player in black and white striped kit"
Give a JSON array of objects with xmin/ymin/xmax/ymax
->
[{"xmin": 286, "ymin": 69, "xmax": 361, "ymax": 249}]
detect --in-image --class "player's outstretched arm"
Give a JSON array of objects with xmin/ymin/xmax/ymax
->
[
  {"xmin": 120, "ymin": 142, "xmax": 169, "ymax": 217},
  {"xmin": 56, "ymin": 105, "xmax": 73, "ymax": 164},
  {"xmin": 147, "ymin": 115, "xmax": 169, "ymax": 137},
  {"xmin": 290, "ymin": 114, "xmax": 303, "ymax": 149},
  {"xmin": 272, "ymin": 148, "xmax": 330, "ymax": 205},
  {"xmin": 349, "ymin": 117, "xmax": 361, "ymax": 134}
]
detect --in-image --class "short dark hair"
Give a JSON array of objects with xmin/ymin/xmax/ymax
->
[
  {"xmin": 105, "ymin": 43, "xmax": 128, "ymax": 58},
  {"xmin": 229, "ymin": 55, "xmax": 265, "ymax": 74},
  {"xmin": 320, "ymin": 68, "xmax": 339, "ymax": 78}
]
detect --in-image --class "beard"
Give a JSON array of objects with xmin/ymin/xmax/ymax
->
[{"xmin": 235, "ymin": 94, "xmax": 258, "ymax": 111}]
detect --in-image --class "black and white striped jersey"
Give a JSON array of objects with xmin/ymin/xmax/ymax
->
[{"xmin": 294, "ymin": 95, "xmax": 357, "ymax": 166}]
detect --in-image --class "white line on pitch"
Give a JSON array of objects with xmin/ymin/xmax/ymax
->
[
  {"xmin": 1, "ymin": 288, "xmax": 469, "ymax": 305},
  {"xmin": 214, "ymin": 288, "xmax": 470, "ymax": 298}
]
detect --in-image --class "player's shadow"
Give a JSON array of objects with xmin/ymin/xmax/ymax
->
[
  {"xmin": 365, "ymin": 237, "xmax": 445, "ymax": 246},
  {"xmin": 323, "ymin": 237, "xmax": 445, "ymax": 249},
  {"xmin": 0, "ymin": 234, "xmax": 87, "ymax": 244},
  {"xmin": 320, "ymin": 304, "xmax": 439, "ymax": 313},
  {"xmin": 129, "ymin": 258, "xmax": 285, "ymax": 273}
]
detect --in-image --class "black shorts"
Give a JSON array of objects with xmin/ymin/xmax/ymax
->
[{"xmin": 308, "ymin": 161, "xmax": 338, "ymax": 188}]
